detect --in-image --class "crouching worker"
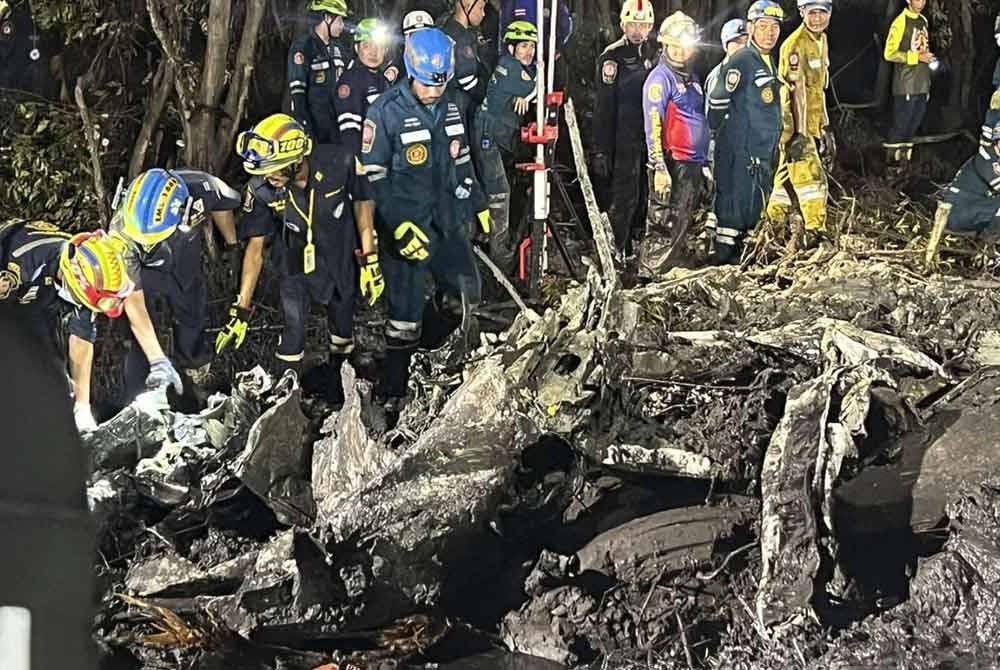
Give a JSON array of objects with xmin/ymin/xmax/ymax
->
[
  {"xmin": 926, "ymin": 123, "xmax": 1000, "ymax": 270},
  {"xmin": 0, "ymin": 221, "xmax": 133, "ymax": 432},
  {"xmin": 473, "ymin": 19, "xmax": 538, "ymax": 269},
  {"xmin": 226, "ymin": 113, "xmax": 381, "ymax": 407},
  {"xmin": 362, "ymin": 27, "xmax": 488, "ymax": 412}
]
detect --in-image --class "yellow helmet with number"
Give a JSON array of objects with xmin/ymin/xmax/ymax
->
[
  {"xmin": 236, "ymin": 113, "xmax": 314, "ymax": 176},
  {"xmin": 59, "ymin": 230, "xmax": 134, "ymax": 318},
  {"xmin": 620, "ymin": 0, "xmax": 654, "ymax": 26},
  {"xmin": 658, "ymin": 11, "xmax": 699, "ymax": 48}
]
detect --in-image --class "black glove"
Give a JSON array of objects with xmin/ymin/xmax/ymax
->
[
  {"xmin": 592, "ymin": 153, "xmax": 611, "ymax": 179},
  {"xmin": 786, "ymin": 133, "xmax": 809, "ymax": 163}
]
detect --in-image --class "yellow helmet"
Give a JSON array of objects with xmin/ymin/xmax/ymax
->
[
  {"xmin": 620, "ymin": 0, "xmax": 654, "ymax": 26},
  {"xmin": 59, "ymin": 230, "xmax": 134, "ymax": 318},
  {"xmin": 236, "ymin": 113, "xmax": 313, "ymax": 176},
  {"xmin": 658, "ymin": 11, "xmax": 699, "ymax": 48}
]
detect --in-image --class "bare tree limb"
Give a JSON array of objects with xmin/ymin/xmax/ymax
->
[
  {"xmin": 129, "ymin": 58, "xmax": 176, "ymax": 180},
  {"xmin": 214, "ymin": 0, "xmax": 268, "ymax": 169},
  {"xmin": 74, "ymin": 74, "xmax": 109, "ymax": 221}
]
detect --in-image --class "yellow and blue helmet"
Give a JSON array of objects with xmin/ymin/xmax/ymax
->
[
  {"xmin": 236, "ymin": 113, "xmax": 313, "ymax": 176},
  {"xmin": 119, "ymin": 168, "xmax": 191, "ymax": 250},
  {"xmin": 59, "ymin": 230, "xmax": 134, "ymax": 318}
]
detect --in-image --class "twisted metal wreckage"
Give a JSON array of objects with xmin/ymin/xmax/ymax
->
[{"xmin": 84, "ymin": 223, "xmax": 1000, "ymax": 667}]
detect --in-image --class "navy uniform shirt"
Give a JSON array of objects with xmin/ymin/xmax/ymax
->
[
  {"xmin": 334, "ymin": 60, "xmax": 400, "ymax": 155},
  {"xmin": 594, "ymin": 36, "xmax": 657, "ymax": 152},
  {"xmin": 240, "ymin": 145, "xmax": 372, "ymax": 292},
  {"xmin": 708, "ymin": 40, "xmax": 783, "ymax": 160},
  {"xmin": 441, "ymin": 16, "xmax": 489, "ymax": 107},
  {"xmin": 110, "ymin": 171, "xmax": 240, "ymax": 291},
  {"xmin": 474, "ymin": 52, "xmax": 537, "ymax": 153},
  {"xmin": 362, "ymin": 83, "xmax": 486, "ymax": 240},
  {"xmin": 287, "ymin": 32, "xmax": 348, "ymax": 142},
  {"xmin": 0, "ymin": 220, "xmax": 96, "ymax": 342}
]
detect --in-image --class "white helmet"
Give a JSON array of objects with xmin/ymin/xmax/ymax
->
[
  {"xmin": 620, "ymin": 0, "xmax": 654, "ymax": 27},
  {"xmin": 402, "ymin": 10, "xmax": 434, "ymax": 35}
]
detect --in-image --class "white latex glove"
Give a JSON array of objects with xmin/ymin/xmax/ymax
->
[{"xmin": 74, "ymin": 401, "xmax": 98, "ymax": 434}]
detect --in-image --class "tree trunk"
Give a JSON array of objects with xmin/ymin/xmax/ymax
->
[{"xmin": 129, "ymin": 58, "xmax": 176, "ymax": 180}]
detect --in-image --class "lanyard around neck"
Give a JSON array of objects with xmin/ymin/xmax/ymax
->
[{"xmin": 287, "ymin": 183, "xmax": 316, "ymax": 247}]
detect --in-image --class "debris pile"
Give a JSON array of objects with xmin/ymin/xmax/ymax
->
[{"xmin": 89, "ymin": 249, "xmax": 1000, "ymax": 669}]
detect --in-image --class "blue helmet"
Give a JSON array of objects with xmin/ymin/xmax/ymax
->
[
  {"xmin": 120, "ymin": 168, "xmax": 191, "ymax": 249},
  {"xmin": 747, "ymin": 0, "xmax": 785, "ymax": 22},
  {"xmin": 720, "ymin": 18, "xmax": 747, "ymax": 47},
  {"xmin": 404, "ymin": 27, "xmax": 455, "ymax": 86}
]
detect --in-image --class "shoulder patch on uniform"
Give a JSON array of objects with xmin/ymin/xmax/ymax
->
[
  {"xmin": 449, "ymin": 139, "xmax": 461, "ymax": 159},
  {"xmin": 362, "ymin": 119, "xmax": 377, "ymax": 154},
  {"xmin": 725, "ymin": 69, "xmax": 741, "ymax": 92},
  {"xmin": 602, "ymin": 60, "xmax": 618, "ymax": 85},
  {"xmin": 761, "ymin": 87, "xmax": 774, "ymax": 104},
  {"xmin": 294, "ymin": 51, "xmax": 305, "ymax": 65},
  {"xmin": 647, "ymin": 82, "xmax": 663, "ymax": 103},
  {"xmin": 464, "ymin": 45, "xmax": 474, "ymax": 58},
  {"xmin": 405, "ymin": 143, "xmax": 429, "ymax": 166},
  {"xmin": 384, "ymin": 65, "xmax": 398, "ymax": 82},
  {"xmin": 338, "ymin": 84, "xmax": 351, "ymax": 98}
]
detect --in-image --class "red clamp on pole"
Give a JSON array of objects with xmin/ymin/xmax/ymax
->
[
  {"xmin": 518, "ymin": 237, "xmax": 532, "ymax": 281},
  {"xmin": 515, "ymin": 161, "xmax": 546, "ymax": 172}
]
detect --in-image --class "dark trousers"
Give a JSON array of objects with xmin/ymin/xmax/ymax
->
[
  {"xmin": 276, "ymin": 272, "xmax": 355, "ymax": 365},
  {"xmin": 609, "ymin": 139, "xmax": 648, "ymax": 252},
  {"xmin": 714, "ymin": 150, "xmax": 774, "ymax": 262},
  {"xmin": 640, "ymin": 160, "xmax": 704, "ymax": 274},
  {"xmin": 887, "ymin": 93, "xmax": 929, "ymax": 144},
  {"xmin": 472, "ymin": 139, "xmax": 515, "ymax": 265},
  {"xmin": 124, "ymin": 266, "xmax": 208, "ymax": 397}
]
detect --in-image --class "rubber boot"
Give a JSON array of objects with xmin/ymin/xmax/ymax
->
[
  {"xmin": 274, "ymin": 356, "xmax": 302, "ymax": 384},
  {"xmin": 420, "ymin": 292, "xmax": 465, "ymax": 351}
]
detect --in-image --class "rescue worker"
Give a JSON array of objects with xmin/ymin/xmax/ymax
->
[
  {"xmin": 765, "ymin": 0, "xmax": 834, "ymax": 246},
  {"xmin": 705, "ymin": 19, "xmax": 748, "ymax": 117},
  {"xmin": 0, "ymin": 221, "xmax": 133, "ymax": 432},
  {"xmin": 441, "ymin": 0, "xmax": 490, "ymax": 111},
  {"xmin": 640, "ymin": 11, "xmax": 709, "ymax": 274},
  {"xmin": 883, "ymin": 0, "xmax": 934, "ymax": 171},
  {"xmin": 112, "ymin": 168, "xmax": 242, "ymax": 399},
  {"xmin": 499, "ymin": 0, "xmax": 573, "ymax": 90},
  {"xmin": 472, "ymin": 20, "xmax": 538, "ymax": 269},
  {"xmin": 336, "ymin": 18, "xmax": 397, "ymax": 155},
  {"xmin": 288, "ymin": 0, "xmax": 351, "ymax": 143},
  {"xmin": 982, "ymin": 15, "xmax": 1000, "ymax": 148},
  {"xmin": 361, "ymin": 27, "xmax": 490, "ymax": 413},
  {"xmin": 926, "ymin": 121, "xmax": 1000, "ymax": 269},
  {"xmin": 227, "ymin": 113, "xmax": 381, "ymax": 406},
  {"xmin": 707, "ymin": 0, "xmax": 784, "ymax": 264},
  {"xmin": 403, "ymin": 9, "xmax": 434, "ymax": 37},
  {"xmin": 592, "ymin": 0, "xmax": 657, "ymax": 253}
]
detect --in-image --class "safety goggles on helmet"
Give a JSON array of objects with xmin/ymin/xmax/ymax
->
[
  {"xmin": 404, "ymin": 27, "xmax": 456, "ymax": 86},
  {"xmin": 748, "ymin": 0, "xmax": 785, "ymax": 23},
  {"xmin": 504, "ymin": 20, "xmax": 538, "ymax": 44},
  {"xmin": 59, "ymin": 231, "xmax": 134, "ymax": 318},
  {"xmin": 236, "ymin": 113, "xmax": 313, "ymax": 176}
]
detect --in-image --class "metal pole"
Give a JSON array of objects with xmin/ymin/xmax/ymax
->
[{"xmin": 528, "ymin": 0, "xmax": 549, "ymax": 299}]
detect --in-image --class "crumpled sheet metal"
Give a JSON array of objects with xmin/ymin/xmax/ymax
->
[
  {"xmin": 756, "ymin": 316, "xmax": 940, "ymax": 631},
  {"xmin": 601, "ymin": 443, "xmax": 712, "ymax": 478},
  {"xmin": 312, "ymin": 364, "xmax": 395, "ymax": 525},
  {"xmin": 233, "ymin": 372, "xmax": 315, "ymax": 527},
  {"xmin": 320, "ymin": 358, "xmax": 525, "ymax": 619},
  {"xmin": 85, "ymin": 389, "xmax": 171, "ymax": 470}
]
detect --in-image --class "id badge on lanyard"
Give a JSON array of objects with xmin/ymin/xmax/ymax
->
[{"xmin": 288, "ymin": 186, "xmax": 317, "ymax": 275}]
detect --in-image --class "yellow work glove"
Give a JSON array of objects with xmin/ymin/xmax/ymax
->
[
  {"xmin": 358, "ymin": 251, "xmax": 385, "ymax": 306},
  {"xmin": 394, "ymin": 221, "xmax": 430, "ymax": 262},
  {"xmin": 477, "ymin": 209, "xmax": 491, "ymax": 235},
  {"xmin": 653, "ymin": 166, "xmax": 671, "ymax": 197},
  {"xmin": 991, "ymin": 88, "xmax": 1000, "ymax": 110},
  {"xmin": 215, "ymin": 300, "xmax": 252, "ymax": 354}
]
